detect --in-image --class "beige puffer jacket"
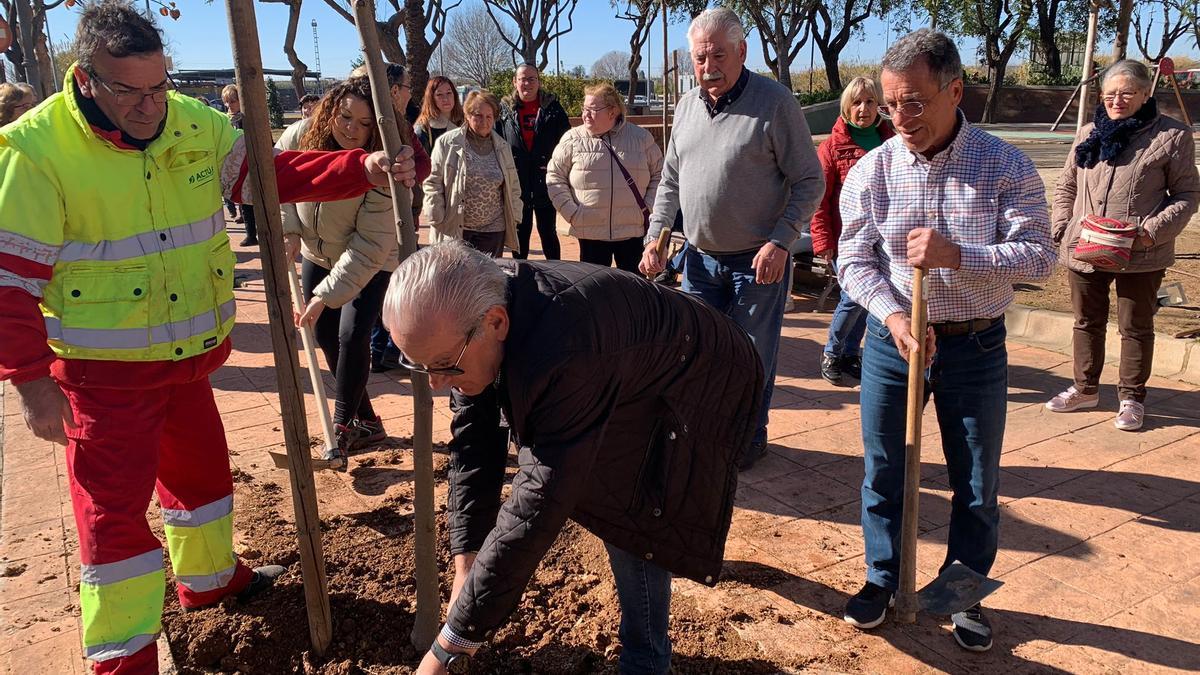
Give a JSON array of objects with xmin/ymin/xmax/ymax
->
[
  {"xmin": 276, "ymin": 119, "xmax": 399, "ymax": 308},
  {"xmin": 422, "ymin": 126, "xmax": 522, "ymax": 251},
  {"xmin": 546, "ymin": 120, "xmax": 663, "ymax": 241},
  {"xmin": 1053, "ymin": 113, "xmax": 1200, "ymax": 273}
]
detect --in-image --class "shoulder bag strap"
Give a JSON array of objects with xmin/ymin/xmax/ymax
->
[{"xmin": 600, "ymin": 137, "xmax": 650, "ymax": 230}]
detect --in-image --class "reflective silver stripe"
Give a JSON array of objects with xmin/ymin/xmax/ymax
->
[
  {"xmin": 161, "ymin": 494, "xmax": 233, "ymax": 528},
  {"xmin": 44, "ymin": 299, "xmax": 236, "ymax": 349},
  {"xmin": 175, "ymin": 562, "xmax": 238, "ymax": 593},
  {"xmin": 58, "ymin": 212, "xmax": 225, "ymax": 263},
  {"xmin": 0, "ymin": 268, "xmax": 48, "ymax": 296},
  {"xmin": 84, "ymin": 633, "xmax": 158, "ymax": 661},
  {"xmin": 0, "ymin": 230, "xmax": 58, "ymax": 265},
  {"xmin": 80, "ymin": 549, "xmax": 163, "ymax": 587}
]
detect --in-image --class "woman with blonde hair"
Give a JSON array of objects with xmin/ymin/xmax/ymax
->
[
  {"xmin": 546, "ymin": 82, "xmax": 663, "ymax": 273},
  {"xmin": 811, "ymin": 75, "xmax": 894, "ymax": 385},
  {"xmin": 0, "ymin": 82, "xmax": 37, "ymax": 126},
  {"xmin": 422, "ymin": 89, "xmax": 522, "ymax": 257}
]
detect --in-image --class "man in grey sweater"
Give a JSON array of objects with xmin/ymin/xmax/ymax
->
[{"xmin": 640, "ymin": 7, "xmax": 824, "ymax": 470}]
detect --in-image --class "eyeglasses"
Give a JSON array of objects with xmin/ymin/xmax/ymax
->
[
  {"xmin": 581, "ymin": 105, "xmax": 612, "ymax": 116},
  {"xmin": 89, "ymin": 71, "xmax": 175, "ymax": 106},
  {"xmin": 878, "ymin": 79, "xmax": 953, "ymax": 121},
  {"xmin": 1102, "ymin": 91, "xmax": 1141, "ymax": 103},
  {"xmin": 398, "ymin": 324, "xmax": 478, "ymax": 376}
]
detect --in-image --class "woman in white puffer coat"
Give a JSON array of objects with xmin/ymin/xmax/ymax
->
[{"xmin": 546, "ymin": 83, "xmax": 663, "ymax": 273}]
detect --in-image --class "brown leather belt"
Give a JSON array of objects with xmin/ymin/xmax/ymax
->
[{"xmin": 930, "ymin": 316, "xmax": 1003, "ymax": 337}]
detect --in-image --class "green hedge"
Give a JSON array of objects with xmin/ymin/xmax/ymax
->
[{"xmin": 489, "ymin": 69, "xmax": 602, "ymax": 116}]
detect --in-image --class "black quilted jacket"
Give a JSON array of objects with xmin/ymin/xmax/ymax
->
[
  {"xmin": 496, "ymin": 91, "xmax": 572, "ymax": 209},
  {"xmin": 444, "ymin": 260, "xmax": 764, "ymax": 643}
]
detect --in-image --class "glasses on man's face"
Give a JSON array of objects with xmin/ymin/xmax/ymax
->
[
  {"xmin": 399, "ymin": 324, "xmax": 478, "ymax": 377},
  {"xmin": 90, "ymin": 71, "xmax": 175, "ymax": 106},
  {"xmin": 581, "ymin": 105, "xmax": 612, "ymax": 116},
  {"xmin": 1102, "ymin": 91, "xmax": 1141, "ymax": 104},
  {"xmin": 878, "ymin": 79, "xmax": 953, "ymax": 121}
]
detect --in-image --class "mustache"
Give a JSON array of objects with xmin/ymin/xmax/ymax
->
[{"xmin": 701, "ymin": 72, "xmax": 724, "ymax": 82}]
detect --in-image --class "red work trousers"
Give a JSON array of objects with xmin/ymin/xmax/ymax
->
[{"xmin": 63, "ymin": 374, "xmax": 253, "ymax": 675}]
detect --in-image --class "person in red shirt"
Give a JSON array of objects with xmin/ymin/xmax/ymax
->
[{"xmin": 496, "ymin": 64, "xmax": 571, "ymax": 260}]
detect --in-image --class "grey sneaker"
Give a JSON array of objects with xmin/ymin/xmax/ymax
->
[
  {"xmin": 951, "ymin": 603, "xmax": 993, "ymax": 652},
  {"xmin": 1045, "ymin": 386, "xmax": 1100, "ymax": 412},
  {"xmin": 1114, "ymin": 399, "xmax": 1145, "ymax": 431}
]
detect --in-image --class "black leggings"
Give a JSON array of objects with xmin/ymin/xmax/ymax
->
[
  {"xmin": 514, "ymin": 204, "xmax": 560, "ymax": 260},
  {"xmin": 301, "ymin": 259, "xmax": 391, "ymax": 426},
  {"xmin": 578, "ymin": 237, "xmax": 643, "ymax": 274}
]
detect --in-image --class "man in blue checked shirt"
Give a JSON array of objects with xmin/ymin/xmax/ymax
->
[{"xmin": 836, "ymin": 29, "xmax": 1055, "ymax": 652}]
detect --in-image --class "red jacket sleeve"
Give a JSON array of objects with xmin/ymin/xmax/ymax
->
[
  {"xmin": 230, "ymin": 147, "xmax": 374, "ymax": 205},
  {"xmin": 810, "ymin": 141, "xmax": 841, "ymax": 258},
  {"xmin": 0, "ymin": 283, "xmax": 55, "ymax": 384}
]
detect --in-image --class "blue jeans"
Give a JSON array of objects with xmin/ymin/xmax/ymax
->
[
  {"xmin": 824, "ymin": 260, "xmax": 867, "ymax": 358},
  {"xmin": 681, "ymin": 246, "xmax": 786, "ymax": 445},
  {"xmin": 370, "ymin": 317, "xmax": 399, "ymax": 364},
  {"xmin": 605, "ymin": 542, "xmax": 672, "ymax": 675},
  {"xmin": 859, "ymin": 315, "xmax": 1007, "ymax": 590}
]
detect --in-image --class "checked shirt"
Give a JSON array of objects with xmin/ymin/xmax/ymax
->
[{"xmin": 837, "ymin": 113, "xmax": 1056, "ymax": 323}]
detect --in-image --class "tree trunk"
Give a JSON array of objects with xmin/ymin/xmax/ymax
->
[
  {"xmin": 404, "ymin": 0, "xmax": 432, "ymax": 106},
  {"xmin": 824, "ymin": 52, "xmax": 840, "ymax": 92},
  {"xmin": 34, "ymin": 12, "xmax": 55, "ymax": 94},
  {"xmin": 627, "ymin": 52, "xmax": 641, "ymax": 108},
  {"xmin": 280, "ymin": 0, "xmax": 309, "ymax": 97},
  {"xmin": 378, "ymin": 16, "xmax": 406, "ymax": 65},
  {"xmin": 982, "ymin": 62, "xmax": 1007, "ymax": 123},
  {"xmin": 1038, "ymin": 25, "xmax": 1061, "ymax": 80},
  {"xmin": 772, "ymin": 35, "xmax": 792, "ymax": 90},
  {"xmin": 1111, "ymin": 0, "xmax": 1133, "ymax": 61}
]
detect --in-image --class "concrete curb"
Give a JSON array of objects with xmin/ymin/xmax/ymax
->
[{"xmin": 1005, "ymin": 304, "xmax": 1200, "ymax": 385}]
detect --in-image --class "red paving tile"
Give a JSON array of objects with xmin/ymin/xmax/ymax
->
[{"xmin": 5, "ymin": 229, "xmax": 1200, "ymax": 673}]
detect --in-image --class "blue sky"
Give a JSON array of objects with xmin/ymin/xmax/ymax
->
[{"xmin": 30, "ymin": 1, "xmax": 1200, "ymax": 82}]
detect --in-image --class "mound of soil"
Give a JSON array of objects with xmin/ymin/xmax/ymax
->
[{"xmin": 161, "ymin": 473, "xmax": 794, "ymax": 674}]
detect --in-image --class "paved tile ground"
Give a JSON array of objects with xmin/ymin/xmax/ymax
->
[{"xmin": 2, "ymin": 222, "xmax": 1199, "ymax": 674}]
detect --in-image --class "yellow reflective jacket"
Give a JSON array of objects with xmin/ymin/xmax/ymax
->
[{"xmin": 0, "ymin": 68, "xmax": 240, "ymax": 362}]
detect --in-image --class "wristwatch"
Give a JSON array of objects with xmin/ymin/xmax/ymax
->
[{"xmin": 430, "ymin": 639, "xmax": 472, "ymax": 674}]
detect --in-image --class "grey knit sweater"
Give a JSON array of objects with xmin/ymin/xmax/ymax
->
[{"xmin": 648, "ymin": 71, "xmax": 824, "ymax": 254}]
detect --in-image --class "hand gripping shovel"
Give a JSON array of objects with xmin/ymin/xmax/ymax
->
[{"xmin": 895, "ymin": 267, "xmax": 1002, "ymax": 622}]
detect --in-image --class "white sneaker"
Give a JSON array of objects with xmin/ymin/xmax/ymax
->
[
  {"xmin": 1114, "ymin": 400, "xmax": 1145, "ymax": 431},
  {"xmin": 1045, "ymin": 386, "xmax": 1100, "ymax": 412}
]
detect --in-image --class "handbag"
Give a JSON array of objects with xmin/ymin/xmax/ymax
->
[
  {"xmin": 1074, "ymin": 214, "xmax": 1138, "ymax": 269},
  {"xmin": 600, "ymin": 138, "xmax": 651, "ymax": 232}
]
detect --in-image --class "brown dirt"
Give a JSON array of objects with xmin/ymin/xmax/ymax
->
[{"xmin": 160, "ymin": 472, "xmax": 797, "ymax": 675}]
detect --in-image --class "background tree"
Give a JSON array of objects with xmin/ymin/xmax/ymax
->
[
  {"xmin": 321, "ymin": 0, "xmax": 458, "ymax": 102},
  {"xmin": 1133, "ymin": 0, "xmax": 1190, "ymax": 62},
  {"xmin": 481, "ymin": 0, "xmax": 578, "ymax": 70},
  {"xmin": 260, "ymin": 0, "xmax": 309, "ymax": 96},
  {"xmin": 591, "ymin": 49, "xmax": 630, "ymax": 80},
  {"xmin": 724, "ymin": 0, "xmax": 810, "ymax": 91},
  {"xmin": 808, "ymin": 0, "xmax": 875, "ymax": 92},
  {"xmin": 267, "ymin": 78, "xmax": 285, "ymax": 127},
  {"xmin": 615, "ymin": 0, "xmax": 657, "ymax": 107},
  {"xmin": 437, "ymin": 4, "xmax": 510, "ymax": 85},
  {"xmin": 1112, "ymin": 0, "xmax": 1133, "ymax": 60},
  {"xmin": 956, "ymin": 0, "xmax": 1033, "ymax": 123}
]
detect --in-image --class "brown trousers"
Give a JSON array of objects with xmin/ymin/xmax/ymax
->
[{"xmin": 1069, "ymin": 268, "xmax": 1165, "ymax": 403}]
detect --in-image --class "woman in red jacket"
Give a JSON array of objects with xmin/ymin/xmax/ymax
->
[{"xmin": 812, "ymin": 76, "xmax": 894, "ymax": 386}]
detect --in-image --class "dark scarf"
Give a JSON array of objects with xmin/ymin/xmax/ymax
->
[
  {"xmin": 1074, "ymin": 97, "xmax": 1158, "ymax": 169},
  {"xmin": 73, "ymin": 77, "xmax": 166, "ymax": 151}
]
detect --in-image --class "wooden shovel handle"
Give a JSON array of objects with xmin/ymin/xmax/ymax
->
[
  {"xmin": 897, "ymin": 266, "xmax": 928, "ymax": 623},
  {"xmin": 647, "ymin": 228, "xmax": 672, "ymax": 281}
]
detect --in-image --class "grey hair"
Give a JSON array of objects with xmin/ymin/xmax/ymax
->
[
  {"xmin": 1103, "ymin": 59, "xmax": 1153, "ymax": 92},
  {"xmin": 687, "ymin": 7, "xmax": 745, "ymax": 47},
  {"xmin": 881, "ymin": 29, "xmax": 962, "ymax": 87},
  {"xmin": 382, "ymin": 240, "xmax": 510, "ymax": 336}
]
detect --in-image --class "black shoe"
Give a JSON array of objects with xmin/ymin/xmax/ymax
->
[
  {"xmin": 653, "ymin": 269, "xmax": 677, "ymax": 285},
  {"xmin": 738, "ymin": 441, "xmax": 767, "ymax": 472},
  {"xmin": 234, "ymin": 215, "xmax": 244, "ymax": 224},
  {"xmin": 239, "ymin": 237, "xmax": 258, "ymax": 247},
  {"xmin": 370, "ymin": 356, "xmax": 388, "ymax": 373},
  {"xmin": 237, "ymin": 565, "xmax": 287, "ymax": 603},
  {"xmin": 840, "ymin": 354, "xmax": 862, "ymax": 381},
  {"xmin": 844, "ymin": 581, "xmax": 894, "ymax": 629},
  {"xmin": 353, "ymin": 415, "xmax": 387, "ymax": 448},
  {"xmin": 952, "ymin": 604, "xmax": 993, "ymax": 652},
  {"xmin": 821, "ymin": 352, "xmax": 843, "ymax": 385}
]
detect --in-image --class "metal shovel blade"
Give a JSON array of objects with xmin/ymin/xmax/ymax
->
[
  {"xmin": 916, "ymin": 562, "xmax": 1003, "ymax": 615},
  {"xmin": 268, "ymin": 450, "xmax": 341, "ymax": 472}
]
